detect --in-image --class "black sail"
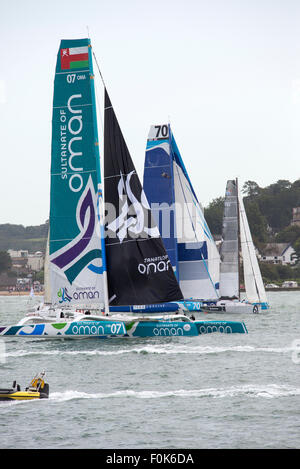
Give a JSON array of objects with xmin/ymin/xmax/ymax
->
[{"xmin": 104, "ymin": 89, "xmax": 183, "ymax": 305}]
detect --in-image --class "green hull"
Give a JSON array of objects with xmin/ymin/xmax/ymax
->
[{"xmin": 0, "ymin": 319, "xmax": 247, "ymax": 338}]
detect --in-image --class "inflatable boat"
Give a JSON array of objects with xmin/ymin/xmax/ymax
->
[{"xmin": 0, "ymin": 371, "xmax": 49, "ymax": 401}]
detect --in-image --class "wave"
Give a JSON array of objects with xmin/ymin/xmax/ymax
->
[
  {"xmin": 5, "ymin": 343, "xmax": 298, "ymax": 358},
  {"xmin": 49, "ymin": 384, "xmax": 300, "ymax": 402}
]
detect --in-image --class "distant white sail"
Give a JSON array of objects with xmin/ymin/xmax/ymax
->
[{"xmin": 238, "ymin": 189, "xmax": 267, "ymax": 304}]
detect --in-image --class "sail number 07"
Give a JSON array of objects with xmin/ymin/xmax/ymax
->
[
  {"xmin": 66, "ymin": 74, "xmax": 86, "ymax": 83},
  {"xmin": 66, "ymin": 74, "xmax": 76, "ymax": 83}
]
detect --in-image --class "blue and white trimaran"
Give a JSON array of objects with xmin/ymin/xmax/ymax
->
[
  {"xmin": 143, "ymin": 124, "xmax": 220, "ymax": 312},
  {"xmin": 143, "ymin": 128, "xmax": 268, "ymax": 313},
  {"xmin": 0, "ymin": 38, "xmax": 248, "ymax": 338}
]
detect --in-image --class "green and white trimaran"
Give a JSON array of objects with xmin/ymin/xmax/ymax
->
[{"xmin": 0, "ymin": 38, "xmax": 248, "ymax": 338}]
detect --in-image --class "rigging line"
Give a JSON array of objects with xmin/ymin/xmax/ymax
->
[
  {"xmin": 92, "ymin": 50, "xmax": 106, "ymax": 88},
  {"xmin": 94, "ymin": 78, "xmax": 104, "ymax": 139},
  {"xmin": 173, "ymin": 157, "xmax": 218, "ymax": 297},
  {"xmin": 91, "ymin": 48, "xmax": 106, "ymax": 145}
]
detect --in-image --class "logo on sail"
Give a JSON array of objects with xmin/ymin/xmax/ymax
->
[
  {"xmin": 50, "ymin": 177, "xmax": 102, "ymax": 284},
  {"xmin": 57, "ymin": 287, "xmax": 72, "ymax": 303},
  {"xmin": 107, "ymin": 171, "xmax": 159, "ymax": 243},
  {"xmin": 138, "ymin": 256, "xmax": 171, "ymax": 275}
]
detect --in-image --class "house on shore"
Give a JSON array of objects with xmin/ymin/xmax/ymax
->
[{"xmin": 258, "ymin": 243, "xmax": 297, "ymax": 265}]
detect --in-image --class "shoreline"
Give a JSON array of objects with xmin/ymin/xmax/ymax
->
[
  {"xmin": 0, "ymin": 291, "xmax": 44, "ymax": 296},
  {"xmin": 1, "ymin": 289, "xmax": 300, "ymax": 297}
]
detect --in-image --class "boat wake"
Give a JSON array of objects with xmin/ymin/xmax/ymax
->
[
  {"xmin": 5, "ymin": 343, "xmax": 298, "ymax": 358},
  {"xmin": 49, "ymin": 384, "xmax": 300, "ymax": 402}
]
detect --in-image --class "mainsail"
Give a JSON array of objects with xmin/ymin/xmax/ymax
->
[
  {"xmin": 219, "ymin": 179, "xmax": 268, "ymax": 306},
  {"xmin": 104, "ymin": 93, "xmax": 183, "ymax": 305},
  {"xmin": 219, "ymin": 180, "xmax": 239, "ymax": 299},
  {"xmin": 49, "ymin": 39, "xmax": 106, "ymax": 306},
  {"xmin": 143, "ymin": 124, "xmax": 220, "ymax": 300}
]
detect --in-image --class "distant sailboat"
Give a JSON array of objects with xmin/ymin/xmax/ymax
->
[
  {"xmin": 203, "ymin": 179, "xmax": 268, "ymax": 313},
  {"xmin": 238, "ymin": 182, "xmax": 269, "ymax": 309},
  {"xmin": 0, "ymin": 38, "xmax": 248, "ymax": 337},
  {"xmin": 143, "ymin": 124, "xmax": 220, "ymax": 308}
]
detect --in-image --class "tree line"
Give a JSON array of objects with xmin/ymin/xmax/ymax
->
[
  {"xmin": 204, "ymin": 179, "xmax": 300, "ymax": 282},
  {"xmin": 0, "ymin": 221, "xmax": 48, "ymax": 252}
]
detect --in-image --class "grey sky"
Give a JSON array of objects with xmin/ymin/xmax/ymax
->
[{"xmin": 0, "ymin": 0, "xmax": 299, "ymax": 226}]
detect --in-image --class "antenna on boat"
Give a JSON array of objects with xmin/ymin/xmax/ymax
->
[{"xmin": 86, "ymin": 27, "xmax": 105, "ymax": 86}]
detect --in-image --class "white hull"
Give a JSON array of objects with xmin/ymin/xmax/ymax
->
[{"xmin": 202, "ymin": 300, "xmax": 259, "ymax": 314}]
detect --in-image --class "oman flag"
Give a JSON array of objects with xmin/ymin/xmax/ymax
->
[{"xmin": 60, "ymin": 46, "xmax": 89, "ymax": 70}]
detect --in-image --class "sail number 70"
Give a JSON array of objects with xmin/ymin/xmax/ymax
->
[{"xmin": 155, "ymin": 125, "xmax": 169, "ymax": 138}]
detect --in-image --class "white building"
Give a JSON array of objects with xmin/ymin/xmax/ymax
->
[
  {"xmin": 259, "ymin": 243, "xmax": 297, "ymax": 265},
  {"xmin": 282, "ymin": 280, "xmax": 298, "ymax": 288},
  {"xmin": 27, "ymin": 252, "xmax": 44, "ymax": 272},
  {"xmin": 7, "ymin": 249, "xmax": 44, "ymax": 272}
]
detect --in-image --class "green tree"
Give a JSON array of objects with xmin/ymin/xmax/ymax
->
[
  {"xmin": 242, "ymin": 180, "xmax": 261, "ymax": 197},
  {"xmin": 244, "ymin": 200, "xmax": 268, "ymax": 243},
  {"xmin": 204, "ymin": 197, "xmax": 224, "ymax": 235},
  {"xmin": 0, "ymin": 251, "xmax": 12, "ymax": 274},
  {"xmin": 293, "ymin": 238, "xmax": 300, "ymax": 264},
  {"xmin": 275, "ymin": 225, "xmax": 300, "ymax": 243},
  {"xmin": 259, "ymin": 263, "xmax": 280, "ymax": 282}
]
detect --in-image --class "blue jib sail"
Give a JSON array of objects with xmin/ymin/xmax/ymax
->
[{"xmin": 143, "ymin": 124, "xmax": 220, "ymax": 301}]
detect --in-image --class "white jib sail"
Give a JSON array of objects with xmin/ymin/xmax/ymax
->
[
  {"xmin": 173, "ymin": 159, "xmax": 220, "ymax": 300},
  {"xmin": 238, "ymin": 189, "xmax": 267, "ymax": 304}
]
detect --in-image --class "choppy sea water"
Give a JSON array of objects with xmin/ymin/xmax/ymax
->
[{"xmin": 0, "ymin": 292, "xmax": 299, "ymax": 449}]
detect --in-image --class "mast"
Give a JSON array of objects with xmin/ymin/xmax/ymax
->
[
  {"xmin": 168, "ymin": 124, "xmax": 179, "ymax": 281},
  {"xmin": 43, "ymin": 230, "xmax": 51, "ymax": 304},
  {"xmin": 236, "ymin": 177, "xmax": 241, "ymax": 300},
  {"xmin": 88, "ymin": 42, "xmax": 109, "ymax": 314}
]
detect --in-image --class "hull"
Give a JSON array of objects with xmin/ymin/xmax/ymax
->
[
  {"xmin": 255, "ymin": 302, "xmax": 269, "ymax": 310},
  {"xmin": 0, "ymin": 378, "xmax": 49, "ymax": 401},
  {"xmin": 128, "ymin": 320, "xmax": 247, "ymax": 336},
  {"xmin": 176, "ymin": 300, "xmax": 203, "ymax": 312},
  {"xmin": 0, "ymin": 390, "xmax": 47, "ymax": 401},
  {"xmin": 202, "ymin": 301, "xmax": 258, "ymax": 314},
  {"xmin": 0, "ymin": 320, "xmax": 127, "ymax": 338},
  {"xmin": 0, "ymin": 317, "xmax": 247, "ymax": 338}
]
